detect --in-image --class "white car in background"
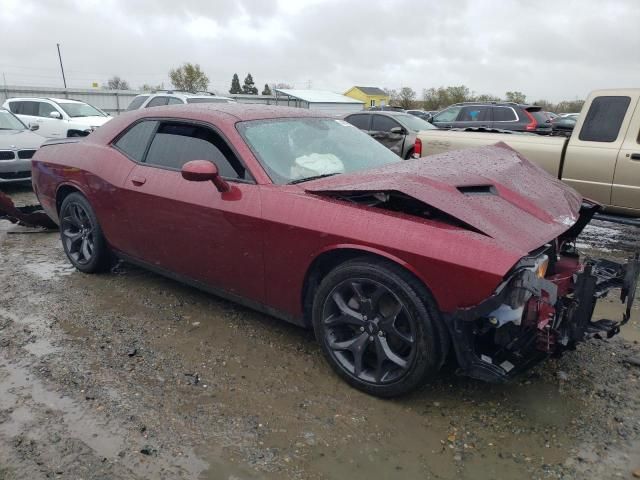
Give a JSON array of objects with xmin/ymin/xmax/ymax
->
[
  {"xmin": 0, "ymin": 108, "xmax": 46, "ymax": 184},
  {"xmin": 126, "ymin": 91, "xmax": 236, "ymax": 110},
  {"xmin": 2, "ymin": 97, "xmax": 111, "ymax": 138}
]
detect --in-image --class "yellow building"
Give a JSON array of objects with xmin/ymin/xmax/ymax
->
[{"xmin": 343, "ymin": 86, "xmax": 389, "ymax": 109}]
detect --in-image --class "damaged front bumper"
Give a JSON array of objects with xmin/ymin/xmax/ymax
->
[{"xmin": 445, "ymin": 251, "xmax": 640, "ymax": 383}]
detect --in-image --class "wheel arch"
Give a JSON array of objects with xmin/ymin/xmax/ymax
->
[
  {"xmin": 300, "ymin": 245, "xmax": 439, "ymax": 328},
  {"xmin": 55, "ymin": 183, "xmax": 88, "ymax": 215}
]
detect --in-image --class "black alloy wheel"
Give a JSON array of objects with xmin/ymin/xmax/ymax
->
[
  {"xmin": 313, "ymin": 258, "xmax": 445, "ymax": 397},
  {"xmin": 59, "ymin": 193, "xmax": 110, "ymax": 273},
  {"xmin": 322, "ymin": 278, "xmax": 416, "ymax": 384}
]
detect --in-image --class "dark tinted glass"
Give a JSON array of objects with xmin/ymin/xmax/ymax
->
[
  {"xmin": 38, "ymin": 102, "xmax": 58, "ymax": 117},
  {"xmin": 434, "ymin": 106, "xmax": 461, "ymax": 123},
  {"xmin": 145, "ymin": 122, "xmax": 244, "ymax": 178},
  {"xmin": 11, "ymin": 101, "xmax": 39, "ymax": 116},
  {"xmin": 114, "ymin": 121, "xmax": 158, "ymax": 162},
  {"xmin": 458, "ymin": 106, "xmax": 491, "ymax": 122},
  {"xmin": 167, "ymin": 97, "xmax": 183, "ymax": 105},
  {"xmin": 127, "ymin": 95, "xmax": 149, "ymax": 110},
  {"xmin": 579, "ymin": 96, "xmax": 630, "ymax": 142},
  {"xmin": 146, "ymin": 96, "xmax": 169, "ymax": 108},
  {"xmin": 371, "ymin": 115, "xmax": 400, "ymax": 132},
  {"xmin": 493, "ymin": 107, "xmax": 517, "ymax": 122},
  {"xmin": 345, "ymin": 114, "xmax": 371, "ymax": 130}
]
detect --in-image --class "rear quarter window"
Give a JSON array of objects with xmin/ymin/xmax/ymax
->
[
  {"xmin": 127, "ymin": 96, "xmax": 149, "ymax": 111},
  {"xmin": 579, "ymin": 96, "xmax": 631, "ymax": 142},
  {"xmin": 113, "ymin": 121, "xmax": 158, "ymax": 162},
  {"xmin": 345, "ymin": 114, "xmax": 371, "ymax": 130}
]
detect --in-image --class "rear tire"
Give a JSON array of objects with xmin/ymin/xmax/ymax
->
[
  {"xmin": 312, "ymin": 257, "xmax": 444, "ymax": 397},
  {"xmin": 59, "ymin": 193, "xmax": 110, "ymax": 273}
]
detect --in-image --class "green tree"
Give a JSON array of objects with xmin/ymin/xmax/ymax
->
[
  {"xmin": 105, "ymin": 75, "xmax": 130, "ymax": 90},
  {"xmin": 398, "ymin": 87, "xmax": 416, "ymax": 109},
  {"xmin": 242, "ymin": 73, "xmax": 258, "ymax": 95},
  {"xmin": 168, "ymin": 63, "xmax": 209, "ymax": 93},
  {"xmin": 505, "ymin": 91, "xmax": 527, "ymax": 104},
  {"xmin": 261, "ymin": 83, "xmax": 272, "ymax": 95},
  {"xmin": 229, "ymin": 73, "xmax": 242, "ymax": 94}
]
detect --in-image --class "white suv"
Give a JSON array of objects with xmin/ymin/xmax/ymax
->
[
  {"xmin": 126, "ymin": 91, "xmax": 235, "ymax": 110},
  {"xmin": 2, "ymin": 98, "xmax": 111, "ymax": 138}
]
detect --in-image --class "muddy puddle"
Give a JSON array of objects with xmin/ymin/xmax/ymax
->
[{"xmin": 1, "ymin": 185, "xmax": 640, "ymax": 479}]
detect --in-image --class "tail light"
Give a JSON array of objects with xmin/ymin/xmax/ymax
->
[
  {"xmin": 413, "ymin": 138, "xmax": 422, "ymax": 158},
  {"xmin": 524, "ymin": 110, "xmax": 537, "ymax": 131}
]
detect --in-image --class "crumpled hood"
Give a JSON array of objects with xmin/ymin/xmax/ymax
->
[
  {"xmin": 0, "ymin": 129, "xmax": 46, "ymax": 149},
  {"xmin": 305, "ymin": 143, "xmax": 583, "ymax": 253}
]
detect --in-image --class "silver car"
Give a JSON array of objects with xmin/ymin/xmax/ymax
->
[{"xmin": 0, "ymin": 108, "xmax": 45, "ymax": 184}]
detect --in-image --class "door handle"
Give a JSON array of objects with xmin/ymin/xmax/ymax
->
[
  {"xmin": 631, "ymin": 153, "xmax": 640, "ymax": 161},
  {"xmin": 130, "ymin": 175, "xmax": 146, "ymax": 186}
]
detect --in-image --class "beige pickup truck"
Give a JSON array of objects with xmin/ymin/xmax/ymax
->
[{"xmin": 418, "ymin": 89, "xmax": 640, "ymax": 216}]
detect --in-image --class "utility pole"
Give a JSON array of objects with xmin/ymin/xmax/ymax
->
[{"xmin": 56, "ymin": 43, "xmax": 67, "ymax": 88}]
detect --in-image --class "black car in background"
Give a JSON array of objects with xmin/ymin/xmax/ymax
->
[
  {"xmin": 430, "ymin": 102, "xmax": 552, "ymax": 134},
  {"xmin": 405, "ymin": 109, "xmax": 433, "ymax": 121},
  {"xmin": 344, "ymin": 111, "xmax": 437, "ymax": 159}
]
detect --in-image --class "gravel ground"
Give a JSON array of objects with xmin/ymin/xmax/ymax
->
[{"xmin": 1, "ymin": 183, "xmax": 639, "ymax": 480}]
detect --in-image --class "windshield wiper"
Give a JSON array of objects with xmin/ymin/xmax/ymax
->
[{"xmin": 289, "ymin": 173, "xmax": 340, "ymax": 185}]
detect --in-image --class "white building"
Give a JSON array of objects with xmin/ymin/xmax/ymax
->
[{"xmin": 274, "ymin": 89, "xmax": 364, "ymax": 115}]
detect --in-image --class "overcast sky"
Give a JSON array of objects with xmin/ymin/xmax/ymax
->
[{"xmin": 1, "ymin": 0, "xmax": 638, "ymax": 102}]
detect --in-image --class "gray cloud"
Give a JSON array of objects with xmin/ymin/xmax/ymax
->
[{"xmin": 1, "ymin": 0, "xmax": 638, "ymax": 102}]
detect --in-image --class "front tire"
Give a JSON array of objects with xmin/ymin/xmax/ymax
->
[
  {"xmin": 59, "ymin": 192, "xmax": 110, "ymax": 273},
  {"xmin": 312, "ymin": 258, "xmax": 443, "ymax": 397}
]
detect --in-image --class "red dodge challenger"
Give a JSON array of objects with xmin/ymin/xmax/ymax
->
[{"xmin": 31, "ymin": 104, "xmax": 638, "ymax": 397}]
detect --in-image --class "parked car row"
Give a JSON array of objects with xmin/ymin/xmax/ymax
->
[
  {"xmin": 417, "ymin": 89, "xmax": 640, "ymax": 216},
  {"xmin": 343, "ymin": 111, "xmax": 436, "ymax": 159},
  {"xmin": 27, "ymin": 101, "xmax": 638, "ymax": 397}
]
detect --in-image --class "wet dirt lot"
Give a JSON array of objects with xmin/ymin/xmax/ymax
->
[{"xmin": 1, "ymin": 184, "xmax": 639, "ymax": 480}]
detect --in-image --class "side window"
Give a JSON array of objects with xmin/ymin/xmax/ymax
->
[
  {"xmin": 579, "ymin": 96, "xmax": 631, "ymax": 143},
  {"xmin": 11, "ymin": 101, "xmax": 39, "ymax": 116},
  {"xmin": 371, "ymin": 115, "xmax": 400, "ymax": 132},
  {"xmin": 6, "ymin": 101, "xmax": 21, "ymax": 114},
  {"xmin": 345, "ymin": 114, "xmax": 371, "ymax": 130},
  {"xmin": 126, "ymin": 95, "xmax": 149, "ymax": 111},
  {"xmin": 114, "ymin": 121, "xmax": 158, "ymax": 162},
  {"xmin": 145, "ymin": 122, "xmax": 245, "ymax": 179},
  {"xmin": 458, "ymin": 106, "xmax": 491, "ymax": 122},
  {"xmin": 146, "ymin": 96, "xmax": 169, "ymax": 108},
  {"xmin": 37, "ymin": 102, "xmax": 58, "ymax": 117},
  {"xmin": 493, "ymin": 107, "xmax": 517, "ymax": 122},
  {"xmin": 167, "ymin": 97, "xmax": 183, "ymax": 105},
  {"xmin": 433, "ymin": 106, "xmax": 462, "ymax": 123}
]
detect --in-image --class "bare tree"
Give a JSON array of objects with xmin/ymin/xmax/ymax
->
[
  {"xmin": 398, "ymin": 87, "xmax": 416, "ymax": 109},
  {"xmin": 105, "ymin": 76, "xmax": 130, "ymax": 90}
]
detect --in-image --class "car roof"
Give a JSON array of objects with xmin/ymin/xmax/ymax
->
[
  {"xmin": 6, "ymin": 97, "xmax": 84, "ymax": 104},
  {"xmin": 142, "ymin": 91, "xmax": 233, "ymax": 100},
  {"xmin": 350, "ymin": 110, "xmax": 408, "ymax": 117}
]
